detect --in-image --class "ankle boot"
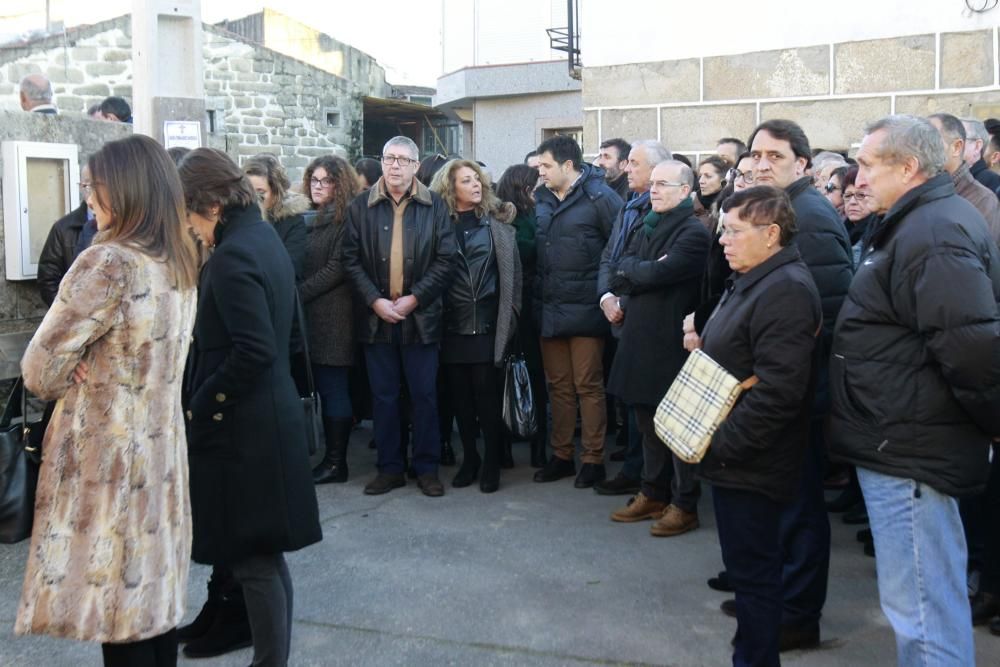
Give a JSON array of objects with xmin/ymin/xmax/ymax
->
[
  {"xmin": 501, "ymin": 437, "xmax": 515, "ymax": 469},
  {"xmin": 178, "ymin": 565, "xmax": 230, "ymax": 643},
  {"xmin": 481, "ymin": 437, "xmax": 501, "ymax": 493},
  {"xmin": 182, "ymin": 581, "xmax": 252, "ymax": 658},
  {"xmin": 452, "ymin": 440, "xmax": 481, "ymax": 487},
  {"xmin": 313, "ymin": 417, "xmax": 352, "ymax": 484}
]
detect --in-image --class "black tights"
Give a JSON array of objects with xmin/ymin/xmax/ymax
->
[
  {"xmin": 446, "ymin": 362, "xmax": 503, "ymax": 469},
  {"xmin": 102, "ymin": 628, "xmax": 177, "ymax": 667}
]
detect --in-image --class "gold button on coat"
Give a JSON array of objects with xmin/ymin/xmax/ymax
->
[
  {"xmin": 215, "ymin": 393, "xmax": 226, "ymax": 403},
  {"xmin": 212, "ymin": 413, "xmax": 224, "ymax": 422}
]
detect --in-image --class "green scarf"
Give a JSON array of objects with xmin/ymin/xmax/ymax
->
[{"xmin": 642, "ymin": 198, "xmax": 693, "ymax": 236}]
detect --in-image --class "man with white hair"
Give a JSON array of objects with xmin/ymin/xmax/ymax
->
[
  {"xmin": 830, "ymin": 114, "xmax": 1000, "ymax": 666},
  {"xmin": 962, "ymin": 117, "xmax": 1000, "ymax": 195},
  {"xmin": 19, "ymin": 74, "xmax": 57, "ymax": 114}
]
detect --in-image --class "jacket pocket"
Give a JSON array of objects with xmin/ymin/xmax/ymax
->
[
  {"xmin": 830, "ymin": 354, "xmax": 880, "ymax": 426},
  {"xmin": 186, "ymin": 408, "xmax": 237, "ymax": 460}
]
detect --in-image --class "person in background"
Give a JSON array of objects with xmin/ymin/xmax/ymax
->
[
  {"xmin": 594, "ymin": 138, "xmax": 632, "ymax": 201},
  {"xmin": 810, "ymin": 150, "xmax": 847, "ymax": 190},
  {"xmin": 244, "ymin": 153, "xmax": 309, "ymax": 280},
  {"xmin": 16, "ymin": 134, "xmax": 199, "ymax": 666},
  {"xmin": 699, "ymin": 185, "xmax": 822, "ymax": 667},
  {"xmin": 179, "ymin": 147, "xmax": 322, "ymax": 667},
  {"xmin": 840, "ymin": 166, "xmax": 878, "ymax": 266},
  {"xmin": 822, "ymin": 165, "xmax": 849, "ymax": 217},
  {"xmin": 299, "ymin": 155, "xmax": 361, "ymax": 484},
  {"xmin": 99, "ymin": 96, "xmax": 132, "ymax": 123},
  {"xmin": 37, "ymin": 164, "xmax": 95, "ymax": 306},
  {"xmin": 429, "ymin": 160, "xmax": 521, "ymax": 492},
  {"xmin": 693, "ymin": 155, "xmax": 730, "ymax": 229},
  {"xmin": 87, "ymin": 102, "xmax": 103, "ymax": 118},
  {"xmin": 19, "ymin": 74, "xmax": 56, "ymax": 114},
  {"xmin": 716, "ymin": 137, "xmax": 747, "ymax": 166},
  {"xmin": 962, "ymin": 117, "xmax": 1000, "ymax": 195},
  {"xmin": 354, "ymin": 157, "xmax": 383, "ymax": 190},
  {"xmin": 496, "ymin": 163, "xmax": 548, "ymax": 468},
  {"xmin": 524, "ymin": 151, "xmax": 540, "ymax": 168},
  {"xmin": 417, "ymin": 154, "xmax": 451, "ymax": 187}
]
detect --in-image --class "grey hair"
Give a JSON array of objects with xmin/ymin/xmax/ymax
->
[
  {"xmin": 631, "ymin": 140, "xmax": 672, "ymax": 166},
  {"xmin": 961, "ymin": 118, "xmax": 988, "ymax": 158},
  {"xmin": 656, "ymin": 159, "xmax": 695, "ymax": 189},
  {"xmin": 383, "ymin": 136, "xmax": 419, "ymax": 160},
  {"xmin": 812, "ymin": 150, "xmax": 847, "ymax": 172},
  {"xmin": 865, "ymin": 115, "xmax": 945, "ymax": 179},
  {"xmin": 19, "ymin": 74, "xmax": 52, "ymax": 103}
]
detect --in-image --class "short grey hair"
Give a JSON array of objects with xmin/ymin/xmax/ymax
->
[
  {"xmin": 656, "ymin": 159, "xmax": 695, "ymax": 189},
  {"xmin": 961, "ymin": 118, "xmax": 988, "ymax": 158},
  {"xmin": 19, "ymin": 74, "xmax": 52, "ymax": 103},
  {"xmin": 383, "ymin": 136, "xmax": 419, "ymax": 160},
  {"xmin": 865, "ymin": 114, "xmax": 945, "ymax": 179},
  {"xmin": 812, "ymin": 150, "xmax": 847, "ymax": 173},
  {"xmin": 631, "ymin": 140, "xmax": 672, "ymax": 166}
]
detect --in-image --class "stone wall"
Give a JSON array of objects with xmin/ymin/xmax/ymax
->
[
  {"xmin": 583, "ymin": 27, "xmax": 1000, "ymax": 160},
  {"xmin": 0, "ymin": 16, "xmax": 366, "ymax": 181},
  {"xmin": 0, "ymin": 111, "xmax": 131, "ymax": 379}
]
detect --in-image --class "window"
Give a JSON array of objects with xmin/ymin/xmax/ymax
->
[
  {"xmin": 542, "ymin": 127, "xmax": 583, "ymax": 146},
  {"xmin": 326, "ymin": 111, "xmax": 341, "ymax": 127},
  {"xmin": 206, "ymin": 109, "xmax": 217, "ymax": 134}
]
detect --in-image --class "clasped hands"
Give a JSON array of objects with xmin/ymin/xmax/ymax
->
[{"xmin": 373, "ymin": 295, "xmax": 418, "ymax": 323}]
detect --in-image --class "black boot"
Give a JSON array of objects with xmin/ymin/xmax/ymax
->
[
  {"xmin": 452, "ymin": 440, "xmax": 481, "ymax": 488},
  {"xmin": 177, "ymin": 566, "xmax": 230, "ymax": 643},
  {"xmin": 481, "ymin": 435, "xmax": 501, "ymax": 494},
  {"xmin": 313, "ymin": 417, "xmax": 352, "ymax": 484},
  {"xmin": 182, "ymin": 581, "xmax": 252, "ymax": 658},
  {"xmin": 530, "ymin": 420, "xmax": 548, "ymax": 468},
  {"xmin": 501, "ymin": 437, "xmax": 515, "ymax": 469}
]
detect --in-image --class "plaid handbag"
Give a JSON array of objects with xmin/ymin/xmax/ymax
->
[{"xmin": 653, "ymin": 349, "xmax": 758, "ymax": 464}]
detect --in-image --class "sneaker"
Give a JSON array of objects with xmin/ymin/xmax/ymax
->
[
  {"xmin": 573, "ymin": 463, "xmax": 606, "ymax": 489},
  {"xmin": 594, "ymin": 473, "xmax": 641, "ymax": 496},
  {"xmin": 363, "ymin": 473, "xmax": 406, "ymax": 495},
  {"xmin": 533, "ymin": 456, "xmax": 575, "ymax": 483},
  {"xmin": 610, "ymin": 492, "xmax": 668, "ymax": 523},
  {"xmin": 650, "ymin": 504, "xmax": 699, "ymax": 537},
  {"xmin": 416, "ymin": 473, "xmax": 445, "ymax": 497}
]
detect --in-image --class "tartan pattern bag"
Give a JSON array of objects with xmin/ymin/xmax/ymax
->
[{"xmin": 653, "ymin": 349, "xmax": 758, "ymax": 464}]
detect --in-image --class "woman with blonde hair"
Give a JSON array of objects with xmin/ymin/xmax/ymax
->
[
  {"xmin": 16, "ymin": 134, "xmax": 199, "ymax": 666},
  {"xmin": 244, "ymin": 153, "xmax": 309, "ymax": 279},
  {"xmin": 429, "ymin": 159, "xmax": 521, "ymax": 492}
]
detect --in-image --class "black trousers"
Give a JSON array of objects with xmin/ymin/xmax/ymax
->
[
  {"xmin": 446, "ymin": 362, "xmax": 503, "ymax": 468},
  {"xmin": 979, "ymin": 443, "xmax": 1000, "ymax": 595},
  {"xmin": 102, "ymin": 628, "xmax": 177, "ymax": 667}
]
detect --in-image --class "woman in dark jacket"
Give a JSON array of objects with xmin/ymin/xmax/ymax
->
[
  {"xmin": 697, "ymin": 186, "xmax": 821, "ymax": 667},
  {"xmin": 244, "ymin": 153, "xmax": 309, "ymax": 280},
  {"xmin": 430, "ymin": 159, "xmax": 521, "ymax": 492},
  {"xmin": 179, "ymin": 148, "xmax": 322, "ymax": 667},
  {"xmin": 693, "ymin": 154, "xmax": 729, "ymax": 230},
  {"xmin": 496, "ymin": 163, "xmax": 547, "ymax": 467},
  {"xmin": 301, "ymin": 155, "xmax": 361, "ymax": 484},
  {"xmin": 841, "ymin": 165, "xmax": 879, "ymax": 267}
]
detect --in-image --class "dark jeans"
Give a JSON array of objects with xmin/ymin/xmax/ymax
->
[
  {"xmin": 979, "ymin": 443, "xmax": 1000, "ymax": 595},
  {"xmin": 714, "ymin": 486, "xmax": 783, "ymax": 667},
  {"xmin": 232, "ymin": 553, "xmax": 293, "ymax": 667},
  {"xmin": 634, "ymin": 405, "xmax": 697, "ymax": 510},
  {"xmin": 312, "ymin": 364, "xmax": 352, "ymax": 419},
  {"xmin": 365, "ymin": 340, "xmax": 441, "ymax": 476},
  {"xmin": 778, "ymin": 418, "xmax": 831, "ymax": 627},
  {"xmin": 445, "ymin": 362, "xmax": 503, "ymax": 466},
  {"xmin": 620, "ymin": 405, "xmax": 644, "ymax": 481},
  {"xmin": 102, "ymin": 628, "xmax": 177, "ymax": 667}
]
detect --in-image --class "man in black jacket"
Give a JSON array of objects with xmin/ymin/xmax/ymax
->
[
  {"xmin": 37, "ymin": 165, "xmax": 93, "ymax": 306},
  {"xmin": 343, "ymin": 136, "xmax": 457, "ymax": 497},
  {"xmin": 743, "ymin": 119, "xmax": 853, "ymax": 650},
  {"xmin": 594, "ymin": 138, "xmax": 631, "ymax": 202},
  {"xmin": 532, "ymin": 135, "xmax": 623, "ymax": 488},
  {"xmin": 830, "ymin": 114, "xmax": 1000, "ymax": 666}
]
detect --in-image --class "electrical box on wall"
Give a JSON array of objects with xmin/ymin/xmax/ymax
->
[{"xmin": 2, "ymin": 141, "xmax": 80, "ymax": 280}]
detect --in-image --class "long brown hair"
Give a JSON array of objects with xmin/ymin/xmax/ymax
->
[
  {"xmin": 244, "ymin": 152, "xmax": 290, "ymax": 219},
  {"xmin": 429, "ymin": 159, "xmax": 502, "ymax": 220},
  {"xmin": 302, "ymin": 155, "xmax": 360, "ymax": 224},
  {"xmin": 177, "ymin": 148, "xmax": 256, "ymax": 216},
  {"xmin": 87, "ymin": 135, "xmax": 199, "ymax": 290}
]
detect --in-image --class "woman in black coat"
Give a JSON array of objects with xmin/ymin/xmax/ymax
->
[
  {"xmin": 244, "ymin": 153, "xmax": 309, "ymax": 280},
  {"xmin": 696, "ymin": 186, "xmax": 821, "ymax": 667},
  {"xmin": 179, "ymin": 148, "xmax": 322, "ymax": 667}
]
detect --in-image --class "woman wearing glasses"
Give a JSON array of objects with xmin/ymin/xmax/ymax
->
[
  {"xmin": 301, "ymin": 155, "xmax": 362, "ymax": 484},
  {"xmin": 841, "ymin": 165, "xmax": 879, "ymax": 266},
  {"xmin": 244, "ymin": 153, "xmax": 309, "ymax": 280},
  {"xmin": 429, "ymin": 159, "xmax": 521, "ymax": 493}
]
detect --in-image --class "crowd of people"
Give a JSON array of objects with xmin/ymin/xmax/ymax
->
[{"xmin": 9, "ymin": 68, "xmax": 1000, "ymax": 666}]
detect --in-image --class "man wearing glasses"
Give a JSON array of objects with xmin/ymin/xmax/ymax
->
[
  {"xmin": 343, "ymin": 136, "xmax": 457, "ymax": 497},
  {"xmin": 37, "ymin": 165, "xmax": 96, "ymax": 306}
]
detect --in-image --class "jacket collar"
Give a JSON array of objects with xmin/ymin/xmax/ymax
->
[
  {"xmin": 784, "ymin": 175, "xmax": 815, "ymax": 199},
  {"xmin": 536, "ymin": 162, "xmax": 605, "ymax": 205},
  {"xmin": 625, "ymin": 190, "xmax": 651, "ymax": 210},
  {"xmin": 728, "ymin": 244, "xmax": 803, "ymax": 295},
  {"xmin": 870, "ymin": 173, "xmax": 956, "ymax": 247},
  {"xmin": 368, "ymin": 176, "xmax": 433, "ymax": 208},
  {"xmin": 970, "ymin": 159, "xmax": 989, "ymax": 178},
  {"xmin": 214, "ymin": 203, "xmax": 263, "ymax": 245},
  {"xmin": 950, "ymin": 162, "xmax": 974, "ymax": 189}
]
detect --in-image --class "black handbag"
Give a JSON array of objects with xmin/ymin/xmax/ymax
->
[
  {"xmin": 0, "ymin": 378, "xmax": 45, "ymax": 544},
  {"xmin": 502, "ymin": 334, "xmax": 538, "ymax": 441},
  {"xmin": 293, "ymin": 292, "xmax": 324, "ymax": 456}
]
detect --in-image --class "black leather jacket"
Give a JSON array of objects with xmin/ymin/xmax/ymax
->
[
  {"xmin": 444, "ymin": 212, "xmax": 498, "ymax": 335},
  {"xmin": 37, "ymin": 202, "xmax": 89, "ymax": 306}
]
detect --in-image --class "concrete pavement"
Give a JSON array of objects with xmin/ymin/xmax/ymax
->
[{"xmin": 2, "ymin": 423, "xmax": 998, "ymax": 666}]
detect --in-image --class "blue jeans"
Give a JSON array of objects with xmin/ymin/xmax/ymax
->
[
  {"xmin": 313, "ymin": 364, "xmax": 352, "ymax": 419},
  {"xmin": 858, "ymin": 467, "xmax": 974, "ymax": 667}
]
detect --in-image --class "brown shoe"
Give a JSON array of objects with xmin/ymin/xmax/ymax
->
[
  {"xmin": 650, "ymin": 504, "xmax": 699, "ymax": 537},
  {"xmin": 610, "ymin": 492, "xmax": 668, "ymax": 523}
]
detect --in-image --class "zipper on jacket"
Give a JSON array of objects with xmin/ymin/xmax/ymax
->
[
  {"xmin": 876, "ymin": 439, "xmax": 888, "ymax": 452},
  {"xmin": 457, "ymin": 224, "xmax": 494, "ymax": 335}
]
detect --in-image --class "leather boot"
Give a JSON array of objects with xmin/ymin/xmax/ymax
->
[
  {"xmin": 452, "ymin": 439, "xmax": 481, "ymax": 488},
  {"xmin": 312, "ymin": 417, "xmax": 352, "ymax": 484},
  {"xmin": 182, "ymin": 580, "xmax": 252, "ymax": 658},
  {"xmin": 177, "ymin": 565, "xmax": 230, "ymax": 643},
  {"xmin": 501, "ymin": 437, "xmax": 515, "ymax": 469},
  {"xmin": 481, "ymin": 435, "xmax": 501, "ymax": 493},
  {"xmin": 530, "ymin": 420, "xmax": 548, "ymax": 468}
]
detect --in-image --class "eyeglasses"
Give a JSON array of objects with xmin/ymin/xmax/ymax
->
[
  {"xmin": 824, "ymin": 182, "xmax": 842, "ymax": 193},
  {"xmin": 651, "ymin": 180, "xmax": 688, "ymax": 189},
  {"xmin": 80, "ymin": 182, "xmax": 94, "ymax": 196},
  {"xmin": 726, "ymin": 169, "xmax": 754, "ymax": 184},
  {"xmin": 381, "ymin": 155, "xmax": 416, "ymax": 167},
  {"xmin": 310, "ymin": 177, "xmax": 334, "ymax": 188},
  {"xmin": 720, "ymin": 223, "xmax": 775, "ymax": 238},
  {"xmin": 843, "ymin": 192, "xmax": 870, "ymax": 202}
]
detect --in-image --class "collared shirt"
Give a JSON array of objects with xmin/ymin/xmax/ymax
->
[{"xmin": 380, "ymin": 178, "xmax": 417, "ymax": 299}]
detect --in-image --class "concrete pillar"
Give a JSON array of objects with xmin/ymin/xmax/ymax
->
[{"xmin": 131, "ymin": 0, "xmax": 205, "ymax": 145}]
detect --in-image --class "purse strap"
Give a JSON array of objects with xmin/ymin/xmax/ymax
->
[{"xmin": 293, "ymin": 290, "xmax": 317, "ymax": 395}]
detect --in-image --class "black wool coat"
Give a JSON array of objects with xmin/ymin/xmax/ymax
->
[
  {"xmin": 606, "ymin": 199, "xmax": 710, "ymax": 406},
  {"xmin": 185, "ymin": 203, "xmax": 322, "ymax": 565},
  {"xmin": 698, "ymin": 246, "xmax": 822, "ymax": 503},
  {"xmin": 534, "ymin": 163, "xmax": 623, "ymax": 338},
  {"xmin": 828, "ymin": 174, "xmax": 1000, "ymax": 498}
]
